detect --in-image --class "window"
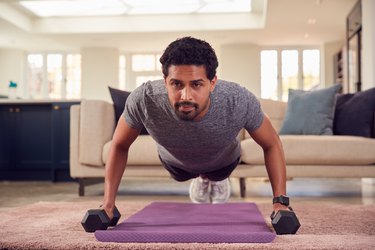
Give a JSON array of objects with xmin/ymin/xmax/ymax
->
[
  {"xmin": 119, "ymin": 53, "xmax": 162, "ymax": 91},
  {"xmin": 260, "ymin": 50, "xmax": 277, "ymax": 100},
  {"xmin": 20, "ymin": 0, "xmax": 253, "ymax": 17},
  {"xmin": 27, "ymin": 52, "xmax": 81, "ymax": 99},
  {"xmin": 47, "ymin": 54, "xmax": 63, "ymax": 99},
  {"xmin": 27, "ymin": 54, "xmax": 44, "ymax": 99},
  {"xmin": 66, "ymin": 54, "xmax": 81, "ymax": 99},
  {"xmin": 261, "ymin": 48, "xmax": 320, "ymax": 101},
  {"xmin": 281, "ymin": 50, "xmax": 299, "ymax": 101},
  {"xmin": 302, "ymin": 49, "xmax": 320, "ymax": 91},
  {"xmin": 119, "ymin": 55, "xmax": 126, "ymax": 90},
  {"xmin": 132, "ymin": 54, "xmax": 157, "ymax": 72}
]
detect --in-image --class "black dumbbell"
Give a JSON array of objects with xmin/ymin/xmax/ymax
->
[
  {"xmin": 270, "ymin": 207, "xmax": 300, "ymax": 235},
  {"xmin": 81, "ymin": 206, "xmax": 121, "ymax": 232}
]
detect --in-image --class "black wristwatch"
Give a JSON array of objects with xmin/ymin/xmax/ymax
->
[{"xmin": 273, "ymin": 195, "xmax": 290, "ymax": 206}]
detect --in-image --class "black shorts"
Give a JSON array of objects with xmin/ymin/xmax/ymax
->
[{"xmin": 159, "ymin": 156, "xmax": 241, "ymax": 182}]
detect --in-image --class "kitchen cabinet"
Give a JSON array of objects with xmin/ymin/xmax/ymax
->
[{"xmin": 0, "ymin": 101, "xmax": 79, "ymax": 181}]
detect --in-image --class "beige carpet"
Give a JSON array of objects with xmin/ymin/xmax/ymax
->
[{"xmin": 0, "ymin": 201, "xmax": 374, "ymax": 250}]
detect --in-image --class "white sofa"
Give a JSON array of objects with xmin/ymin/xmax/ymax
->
[{"xmin": 70, "ymin": 99, "xmax": 375, "ymax": 196}]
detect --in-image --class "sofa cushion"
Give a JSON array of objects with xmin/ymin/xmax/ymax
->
[
  {"xmin": 333, "ymin": 87, "xmax": 375, "ymax": 138},
  {"xmin": 241, "ymin": 135, "xmax": 375, "ymax": 165},
  {"xmin": 279, "ymin": 84, "xmax": 342, "ymax": 135},
  {"xmin": 259, "ymin": 99, "xmax": 287, "ymax": 132},
  {"xmin": 108, "ymin": 86, "xmax": 130, "ymax": 124},
  {"xmin": 102, "ymin": 136, "xmax": 161, "ymax": 165},
  {"xmin": 243, "ymin": 99, "xmax": 287, "ymax": 139},
  {"xmin": 108, "ymin": 86, "xmax": 148, "ymax": 135}
]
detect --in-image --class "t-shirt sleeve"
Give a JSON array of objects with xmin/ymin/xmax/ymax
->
[
  {"xmin": 243, "ymin": 90, "xmax": 264, "ymax": 133},
  {"xmin": 122, "ymin": 85, "xmax": 145, "ymax": 131}
]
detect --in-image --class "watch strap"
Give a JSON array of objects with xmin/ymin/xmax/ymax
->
[{"xmin": 273, "ymin": 195, "xmax": 290, "ymax": 206}]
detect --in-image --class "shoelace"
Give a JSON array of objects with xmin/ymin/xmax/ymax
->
[
  {"xmin": 212, "ymin": 182, "xmax": 224, "ymax": 193},
  {"xmin": 198, "ymin": 180, "xmax": 210, "ymax": 196}
]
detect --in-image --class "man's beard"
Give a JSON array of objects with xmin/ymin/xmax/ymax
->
[{"xmin": 174, "ymin": 101, "xmax": 200, "ymax": 121}]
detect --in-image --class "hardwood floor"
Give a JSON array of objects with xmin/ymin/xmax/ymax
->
[{"xmin": 0, "ymin": 177, "xmax": 374, "ymax": 211}]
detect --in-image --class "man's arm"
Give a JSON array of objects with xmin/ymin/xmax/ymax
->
[
  {"xmin": 249, "ymin": 115, "xmax": 288, "ymax": 212},
  {"xmin": 102, "ymin": 117, "xmax": 140, "ymax": 218}
]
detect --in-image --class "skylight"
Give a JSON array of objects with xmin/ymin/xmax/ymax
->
[{"xmin": 19, "ymin": 0, "xmax": 252, "ymax": 17}]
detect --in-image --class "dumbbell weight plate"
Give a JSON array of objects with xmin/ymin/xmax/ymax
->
[
  {"xmin": 271, "ymin": 210, "xmax": 301, "ymax": 235},
  {"xmin": 81, "ymin": 209, "xmax": 111, "ymax": 233}
]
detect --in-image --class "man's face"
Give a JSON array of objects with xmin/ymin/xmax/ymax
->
[{"xmin": 164, "ymin": 65, "xmax": 217, "ymax": 121}]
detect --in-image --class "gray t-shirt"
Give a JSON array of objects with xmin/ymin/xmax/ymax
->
[{"xmin": 123, "ymin": 79, "xmax": 264, "ymax": 173}]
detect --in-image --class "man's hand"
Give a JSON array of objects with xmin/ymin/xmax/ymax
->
[
  {"xmin": 272, "ymin": 202, "xmax": 289, "ymax": 214},
  {"xmin": 101, "ymin": 204, "xmax": 115, "ymax": 220},
  {"xmin": 270, "ymin": 203, "xmax": 301, "ymax": 234}
]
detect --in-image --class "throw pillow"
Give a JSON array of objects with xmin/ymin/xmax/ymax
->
[
  {"xmin": 279, "ymin": 84, "xmax": 342, "ymax": 135},
  {"xmin": 108, "ymin": 86, "xmax": 148, "ymax": 135},
  {"xmin": 333, "ymin": 87, "xmax": 375, "ymax": 138}
]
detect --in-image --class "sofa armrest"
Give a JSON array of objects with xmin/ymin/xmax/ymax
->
[
  {"xmin": 259, "ymin": 98, "xmax": 287, "ymax": 132},
  {"xmin": 70, "ymin": 104, "xmax": 81, "ymax": 177},
  {"xmin": 79, "ymin": 100, "xmax": 115, "ymax": 166}
]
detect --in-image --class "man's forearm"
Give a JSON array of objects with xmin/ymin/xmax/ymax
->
[
  {"xmin": 103, "ymin": 145, "xmax": 128, "ymax": 208},
  {"xmin": 263, "ymin": 143, "xmax": 287, "ymax": 197}
]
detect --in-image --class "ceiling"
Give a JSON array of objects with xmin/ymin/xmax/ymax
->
[{"xmin": 0, "ymin": 0, "xmax": 357, "ymax": 52}]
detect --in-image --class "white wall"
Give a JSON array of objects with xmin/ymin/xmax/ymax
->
[
  {"xmin": 220, "ymin": 43, "xmax": 261, "ymax": 96},
  {"xmin": 0, "ymin": 49, "xmax": 25, "ymax": 97},
  {"xmin": 81, "ymin": 47, "xmax": 119, "ymax": 101},
  {"xmin": 361, "ymin": 0, "xmax": 375, "ymax": 90}
]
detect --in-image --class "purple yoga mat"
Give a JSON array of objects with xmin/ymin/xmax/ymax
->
[{"xmin": 95, "ymin": 202, "xmax": 276, "ymax": 243}]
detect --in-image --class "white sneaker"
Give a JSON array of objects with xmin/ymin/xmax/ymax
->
[
  {"xmin": 189, "ymin": 176, "xmax": 210, "ymax": 203},
  {"xmin": 210, "ymin": 178, "xmax": 231, "ymax": 204}
]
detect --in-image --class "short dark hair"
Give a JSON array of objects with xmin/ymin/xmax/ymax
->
[{"xmin": 159, "ymin": 37, "xmax": 218, "ymax": 81}]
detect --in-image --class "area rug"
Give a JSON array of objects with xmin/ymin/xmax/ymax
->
[
  {"xmin": 0, "ymin": 201, "xmax": 374, "ymax": 250},
  {"xmin": 95, "ymin": 202, "xmax": 276, "ymax": 243}
]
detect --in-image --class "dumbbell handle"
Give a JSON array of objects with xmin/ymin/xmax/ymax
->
[
  {"xmin": 99, "ymin": 205, "xmax": 122, "ymax": 225},
  {"xmin": 109, "ymin": 206, "xmax": 121, "ymax": 226}
]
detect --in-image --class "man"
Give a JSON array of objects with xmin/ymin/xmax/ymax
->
[{"xmin": 102, "ymin": 36, "xmax": 289, "ymax": 218}]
